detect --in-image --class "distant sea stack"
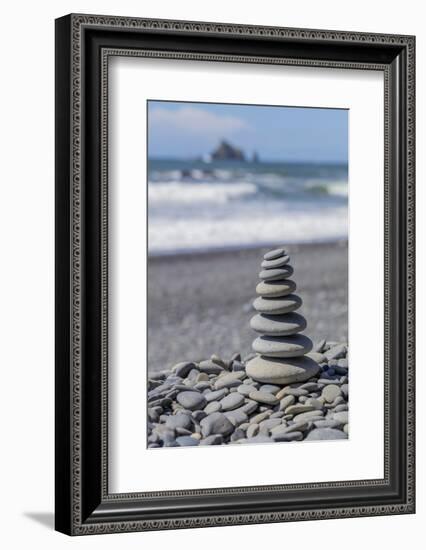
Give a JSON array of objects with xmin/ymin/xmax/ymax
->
[
  {"xmin": 246, "ymin": 248, "xmax": 320, "ymax": 385},
  {"xmin": 211, "ymin": 140, "xmax": 246, "ymax": 161}
]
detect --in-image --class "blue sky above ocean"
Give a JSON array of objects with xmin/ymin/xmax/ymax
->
[{"xmin": 148, "ymin": 100, "xmax": 348, "ymax": 164}]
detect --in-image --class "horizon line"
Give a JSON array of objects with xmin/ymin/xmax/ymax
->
[{"xmin": 147, "ymin": 155, "xmax": 348, "ymax": 166}]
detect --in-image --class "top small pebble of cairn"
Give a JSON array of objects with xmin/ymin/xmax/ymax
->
[{"xmin": 246, "ymin": 248, "xmax": 320, "ymax": 385}]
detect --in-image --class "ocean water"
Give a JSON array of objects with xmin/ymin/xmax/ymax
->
[{"xmin": 148, "ymin": 159, "xmax": 348, "ymax": 255}]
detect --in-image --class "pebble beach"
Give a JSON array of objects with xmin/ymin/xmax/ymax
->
[
  {"xmin": 147, "ymin": 242, "xmax": 349, "ymax": 448},
  {"xmin": 147, "ymin": 340, "xmax": 349, "ymax": 447}
]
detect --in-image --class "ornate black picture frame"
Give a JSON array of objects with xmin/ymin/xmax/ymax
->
[{"xmin": 55, "ymin": 14, "xmax": 415, "ymax": 535}]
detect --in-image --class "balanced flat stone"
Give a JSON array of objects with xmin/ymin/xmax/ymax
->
[
  {"xmin": 261, "ymin": 255, "xmax": 290, "ymax": 269},
  {"xmin": 250, "ymin": 312, "xmax": 307, "ymax": 336},
  {"xmin": 246, "ymin": 355, "xmax": 320, "ymax": 385},
  {"xmin": 264, "ymin": 248, "xmax": 286, "ymax": 261},
  {"xmin": 259, "ymin": 265, "xmax": 293, "ymax": 281},
  {"xmin": 253, "ymin": 294, "xmax": 302, "ymax": 315},
  {"xmin": 256, "ymin": 279, "xmax": 296, "ymax": 298},
  {"xmin": 252, "ymin": 334, "xmax": 313, "ymax": 358}
]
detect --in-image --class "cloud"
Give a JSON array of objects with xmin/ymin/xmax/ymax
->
[{"xmin": 149, "ymin": 106, "xmax": 249, "ymax": 137}]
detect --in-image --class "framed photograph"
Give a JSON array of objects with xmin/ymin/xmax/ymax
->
[{"xmin": 55, "ymin": 14, "xmax": 415, "ymax": 535}]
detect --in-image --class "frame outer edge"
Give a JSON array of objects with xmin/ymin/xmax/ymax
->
[
  {"xmin": 60, "ymin": 13, "xmax": 415, "ymax": 535},
  {"xmin": 55, "ymin": 14, "xmax": 73, "ymax": 536}
]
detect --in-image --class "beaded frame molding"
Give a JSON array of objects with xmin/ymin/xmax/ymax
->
[{"xmin": 55, "ymin": 14, "xmax": 415, "ymax": 535}]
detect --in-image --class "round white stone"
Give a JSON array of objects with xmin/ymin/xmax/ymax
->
[
  {"xmin": 259, "ymin": 265, "xmax": 293, "ymax": 281},
  {"xmin": 261, "ymin": 255, "xmax": 290, "ymax": 269},
  {"xmin": 252, "ymin": 334, "xmax": 313, "ymax": 357},
  {"xmin": 246, "ymin": 355, "xmax": 320, "ymax": 385},
  {"xmin": 256, "ymin": 279, "xmax": 296, "ymax": 298},
  {"xmin": 253, "ymin": 294, "xmax": 302, "ymax": 315},
  {"xmin": 250, "ymin": 313, "xmax": 307, "ymax": 335}
]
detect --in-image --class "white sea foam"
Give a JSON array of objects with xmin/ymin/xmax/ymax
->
[
  {"xmin": 326, "ymin": 181, "xmax": 349, "ymax": 197},
  {"xmin": 148, "ymin": 205, "xmax": 348, "ymax": 254},
  {"xmin": 147, "ymin": 161, "xmax": 348, "ymax": 254},
  {"xmin": 148, "ymin": 181, "xmax": 258, "ymax": 204}
]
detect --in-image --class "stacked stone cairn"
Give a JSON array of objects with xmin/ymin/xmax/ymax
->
[
  {"xmin": 146, "ymin": 247, "xmax": 349, "ymax": 447},
  {"xmin": 246, "ymin": 248, "xmax": 320, "ymax": 385}
]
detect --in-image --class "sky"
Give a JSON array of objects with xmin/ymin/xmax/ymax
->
[{"xmin": 147, "ymin": 100, "xmax": 348, "ymax": 164}]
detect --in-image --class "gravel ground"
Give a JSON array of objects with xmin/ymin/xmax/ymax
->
[
  {"xmin": 147, "ymin": 340, "xmax": 349, "ymax": 448},
  {"xmin": 147, "ymin": 241, "xmax": 348, "ymax": 374}
]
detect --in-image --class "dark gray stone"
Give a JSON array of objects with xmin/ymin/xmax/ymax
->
[
  {"xmin": 313, "ymin": 339, "xmax": 327, "ymax": 353},
  {"xmin": 175, "ymin": 427, "xmax": 192, "ymax": 436},
  {"xmin": 258, "ymin": 265, "xmax": 294, "ymax": 282},
  {"xmin": 259, "ymin": 418, "xmax": 282, "ymax": 433},
  {"xmin": 198, "ymin": 359, "xmax": 224, "ymax": 375},
  {"xmin": 191, "ymin": 410, "xmax": 207, "ymax": 422},
  {"xmin": 306, "ymin": 428, "xmax": 347, "ymax": 440},
  {"xmin": 230, "ymin": 428, "xmax": 246, "ymax": 442},
  {"xmin": 272, "ymin": 431, "xmax": 304, "ymax": 442},
  {"xmin": 210, "ymin": 354, "xmax": 227, "ymax": 368},
  {"xmin": 263, "ymin": 247, "xmax": 286, "ymax": 260},
  {"xmin": 253, "ymin": 294, "xmax": 302, "ymax": 315},
  {"xmin": 176, "ymin": 436, "xmax": 199, "ymax": 446},
  {"xmin": 165, "ymin": 413, "xmax": 192, "ymax": 430},
  {"xmin": 250, "ymin": 312, "xmax": 307, "ymax": 336},
  {"xmin": 313, "ymin": 419, "xmax": 344, "ymax": 429},
  {"xmin": 214, "ymin": 372, "xmax": 246, "ymax": 390},
  {"xmin": 325, "ymin": 344, "xmax": 347, "ymax": 360},
  {"xmin": 261, "ymin": 254, "xmax": 290, "ymax": 269},
  {"xmin": 259, "ymin": 384, "xmax": 281, "ymax": 394},
  {"xmin": 176, "ymin": 391, "xmax": 206, "ymax": 411},
  {"xmin": 204, "ymin": 401, "xmax": 222, "ymax": 415},
  {"xmin": 174, "ymin": 361, "xmax": 196, "ymax": 378},
  {"xmin": 205, "ymin": 388, "xmax": 228, "ymax": 402},
  {"xmin": 220, "ymin": 393, "xmax": 245, "ymax": 411},
  {"xmin": 239, "ymin": 399, "xmax": 258, "ymax": 415},
  {"xmin": 249, "ymin": 390, "xmax": 279, "ymax": 405},
  {"xmin": 200, "ymin": 412, "xmax": 234, "ymax": 437},
  {"xmin": 232, "ymin": 360, "xmax": 246, "ymax": 372},
  {"xmin": 224, "ymin": 409, "xmax": 248, "ymax": 427},
  {"xmin": 200, "ymin": 435, "xmax": 224, "ymax": 445}
]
